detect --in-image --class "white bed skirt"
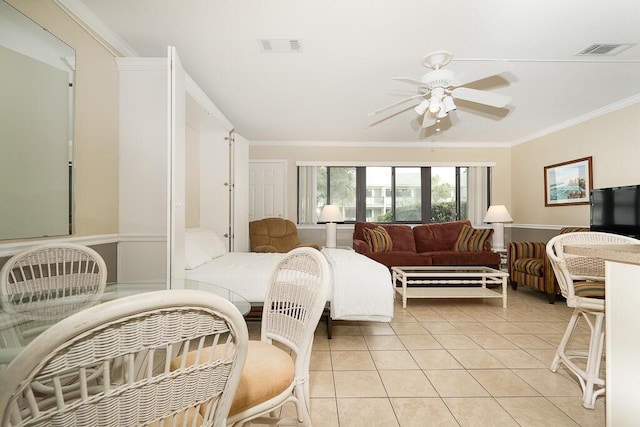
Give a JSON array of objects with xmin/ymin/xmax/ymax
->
[{"xmin": 184, "ymin": 248, "xmax": 393, "ymax": 322}]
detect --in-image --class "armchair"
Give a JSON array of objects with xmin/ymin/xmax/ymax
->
[
  {"xmin": 507, "ymin": 227, "xmax": 589, "ymax": 303},
  {"xmin": 249, "ymin": 217, "xmax": 320, "ymax": 253}
]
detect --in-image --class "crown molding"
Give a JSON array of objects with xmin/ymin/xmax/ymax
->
[
  {"xmin": 512, "ymin": 94, "xmax": 640, "ymax": 146},
  {"xmin": 184, "ymin": 75, "xmax": 234, "ymax": 132},
  {"xmin": 52, "ymin": 0, "xmax": 139, "ymax": 57},
  {"xmin": 249, "ymin": 140, "xmax": 512, "ymax": 148},
  {"xmin": 115, "ymin": 57, "xmax": 166, "ymax": 71}
]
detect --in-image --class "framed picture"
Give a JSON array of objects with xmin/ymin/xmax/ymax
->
[{"xmin": 544, "ymin": 156, "xmax": 593, "ymax": 207}]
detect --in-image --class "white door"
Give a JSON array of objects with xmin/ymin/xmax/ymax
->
[
  {"xmin": 233, "ymin": 134, "xmax": 249, "ymax": 251},
  {"xmin": 249, "ymin": 161, "xmax": 286, "ymax": 221},
  {"xmin": 199, "ymin": 130, "xmax": 230, "ymax": 244},
  {"xmin": 168, "ymin": 46, "xmax": 186, "ymax": 279}
]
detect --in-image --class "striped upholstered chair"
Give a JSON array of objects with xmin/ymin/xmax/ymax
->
[{"xmin": 507, "ymin": 227, "xmax": 589, "ymax": 303}]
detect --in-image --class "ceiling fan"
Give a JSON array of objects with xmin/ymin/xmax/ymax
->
[{"xmin": 371, "ymin": 51, "xmax": 514, "ymax": 128}]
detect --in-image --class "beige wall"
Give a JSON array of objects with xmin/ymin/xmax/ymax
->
[
  {"xmin": 8, "ymin": 0, "xmax": 119, "ymax": 237},
  {"xmin": 249, "ymin": 144, "xmax": 512, "ymax": 223},
  {"xmin": 511, "ymin": 103, "xmax": 640, "ymax": 228}
]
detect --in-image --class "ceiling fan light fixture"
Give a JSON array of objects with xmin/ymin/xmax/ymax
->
[
  {"xmin": 428, "ymin": 86, "xmax": 445, "ymax": 114},
  {"xmin": 443, "ymin": 96, "xmax": 456, "ymax": 113},
  {"xmin": 428, "ymin": 99, "xmax": 441, "ymax": 114},
  {"xmin": 414, "ymin": 99, "xmax": 430, "ymax": 116}
]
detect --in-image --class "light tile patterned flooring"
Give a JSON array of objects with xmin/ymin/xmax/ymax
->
[{"xmin": 247, "ymin": 286, "xmax": 606, "ymax": 427}]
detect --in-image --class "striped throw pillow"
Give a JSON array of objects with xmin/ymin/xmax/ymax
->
[
  {"xmin": 454, "ymin": 224, "xmax": 493, "ymax": 252},
  {"xmin": 574, "ymin": 281, "xmax": 605, "ymax": 299},
  {"xmin": 363, "ymin": 226, "xmax": 393, "ymax": 253}
]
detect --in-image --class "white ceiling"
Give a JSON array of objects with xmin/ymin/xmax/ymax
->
[{"xmin": 76, "ymin": 0, "xmax": 640, "ymax": 146}]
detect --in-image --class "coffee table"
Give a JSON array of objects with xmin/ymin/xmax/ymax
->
[{"xmin": 391, "ymin": 266, "xmax": 508, "ymax": 308}]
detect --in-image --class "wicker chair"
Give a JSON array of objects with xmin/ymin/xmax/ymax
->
[
  {"xmin": 0, "ymin": 289, "xmax": 249, "ymax": 427},
  {"xmin": 225, "ymin": 247, "xmax": 330, "ymax": 426},
  {"xmin": 508, "ymin": 227, "xmax": 589, "ymax": 303},
  {"xmin": 0, "ymin": 243, "xmax": 108, "ymax": 320},
  {"xmin": 546, "ymin": 231, "xmax": 640, "ymax": 409}
]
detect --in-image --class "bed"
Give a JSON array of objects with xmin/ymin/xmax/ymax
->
[{"xmin": 183, "ymin": 228, "xmax": 394, "ymax": 323}]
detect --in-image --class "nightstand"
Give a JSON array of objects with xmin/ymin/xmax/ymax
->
[{"xmin": 494, "ymin": 248, "xmax": 508, "ymax": 272}]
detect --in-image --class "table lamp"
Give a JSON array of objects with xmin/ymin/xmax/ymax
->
[
  {"xmin": 483, "ymin": 205, "xmax": 513, "ymax": 250},
  {"xmin": 318, "ymin": 204, "xmax": 343, "ymax": 248}
]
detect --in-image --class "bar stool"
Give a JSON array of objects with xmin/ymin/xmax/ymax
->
[{"xmin": 546, "ymin": 231, "xmax": 640, "ymax": 408}]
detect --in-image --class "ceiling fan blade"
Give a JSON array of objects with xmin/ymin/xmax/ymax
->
[
  {"xmin": 452, "ymin": 60, "xmax": 514, "ymax": 86},
  {"xmin": 451, "ymin": 87, "xmax": 511, "ymax": 108},
  {"xmin": 391, "ymin": 77, "xmax": 426, "ymax": 86},
  {"xmin": 369, "ymin": 93, "xmax": 425, "ymax": 116}
]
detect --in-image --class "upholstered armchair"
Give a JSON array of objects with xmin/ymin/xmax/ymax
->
[
  {"xmin": 507, "ymin": 227, "xmax": 589, "ymax": 303},
  {"xmin": 249, "ymin": 217, "xmax": 320, "ymax": 253}
]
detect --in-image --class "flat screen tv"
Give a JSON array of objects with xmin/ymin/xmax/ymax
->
[{"xmin": 590, "ymin": 185, "xmax": 640, "ymax": 238}]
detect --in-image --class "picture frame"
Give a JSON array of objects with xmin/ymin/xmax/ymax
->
[{"xmin": 544, "ymin": 156, "xmax": 593, "ymax": 207}]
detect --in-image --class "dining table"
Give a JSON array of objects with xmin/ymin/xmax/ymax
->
[{"xmin": 0, "ymin": 278, "xmax": 251, "ymax": 373}]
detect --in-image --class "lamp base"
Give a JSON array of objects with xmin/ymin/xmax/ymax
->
[
  {"xmin": 492, "ymin": 223, "xmax": 505, "ymax": 251},
  {"xmin": 325, "ymin": 222, "xmax": 337, "ymax": 248}
]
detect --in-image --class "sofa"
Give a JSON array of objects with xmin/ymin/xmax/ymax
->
[
  {"xmin": 507, "ymin": 227, "xmax": 589, "ymax": 303},
  {"xmin": 352, "ymin": 220, "xmax": 501, "ymax": 269}
]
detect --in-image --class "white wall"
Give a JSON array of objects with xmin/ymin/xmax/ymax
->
[{"xmin": 117, "ymin": 57, "xmax": 168, "ymax": 281}]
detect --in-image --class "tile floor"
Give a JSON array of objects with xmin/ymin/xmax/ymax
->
[{"xmin": 247, "ymin": 285, "xmax": 606, "ymax": 427}]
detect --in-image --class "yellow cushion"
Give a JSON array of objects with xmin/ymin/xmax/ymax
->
[
  {"xmin": 363, "ymin": 226, "xmax": 393, "ymax": 252},
  {"xmin": 229, "ymin": 340, "xmax": 294, "ymax": 416},
  {"xmin": 454, "ymin": 224, "xmax": 493, "ymax": 252},
  {"xmin": 170, "ymin": 341, "xmax": 294, "ymax": 419}
]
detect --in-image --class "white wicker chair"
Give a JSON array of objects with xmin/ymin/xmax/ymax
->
[
  {"xmin": 225, "ymin": 247, "xmax": 331, "ymax": 426},
  {"xmin": 546, "ymin": 231, "xmax": 640, "ymax": 409},
  {"xmin": 0, "ymin": 243, "xmax": 108, "ymax": 321},
  {"xmin": 0, "ymin": 289, "xmax": 248, "ymax": 427}
]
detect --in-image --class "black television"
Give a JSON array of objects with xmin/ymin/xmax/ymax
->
[{"xmin": 590, "ymin": 185, "xmax": 640, "ymax": 238}]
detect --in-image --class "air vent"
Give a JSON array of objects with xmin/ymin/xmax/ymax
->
[
  {"xmin": 576, "ymin": 43, "xmax": 635, "ymax": 56},
  {"xmin": 258, "ymin": 39, "xmax": 302, "ymax": 53}
]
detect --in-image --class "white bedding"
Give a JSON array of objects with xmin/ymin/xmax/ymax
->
[
  {"xmin": 320, "ymin": 248, "xmax": 393, "ymax": 322},
  {"xmin": 184, "ymin": 249, "xmax": 393, "ymax": 322}
]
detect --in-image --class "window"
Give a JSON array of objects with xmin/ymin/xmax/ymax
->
[
  {"xmin": 430, "ymin": 167, "xmax": 456, "ymax": 222},
  {"xmin": 394, "ymin": 167, "xmax": 421, "ymax": 222},
  {"xmin": 314, "ymin": 166, "xmax": 357, "ymax": 222},
  {"xmin": 366, "ymin": 167, "xmax": 391, "ymax": 222},
  {"xmin": 298, "ymin": 165, "xmax": 490, "ymax": 225}
]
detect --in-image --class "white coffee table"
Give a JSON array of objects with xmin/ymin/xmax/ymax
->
[{"xmin": 391, "ymin": 266, "xmax": 509, "ymax": 308}]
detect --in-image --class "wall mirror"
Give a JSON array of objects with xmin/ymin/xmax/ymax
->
[{"xmin": 0, "ymin": 0, "xmax": 75, "ymax": 240}]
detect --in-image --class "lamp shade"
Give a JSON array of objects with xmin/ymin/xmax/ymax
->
[
  {"xmin": 318, "ymin": 204, "xmax": 343, "ymax": 223},
  {"xmin": 483, "ymin": 205, "xmax": 513, "ymax": 223}
]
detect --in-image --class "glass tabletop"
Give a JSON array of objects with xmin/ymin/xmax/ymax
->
[
  {"xmin": 0, "ymin": 279, "xmax": 250, "ymax": 370},
  {"xmin": 391, "ymin": 266, "xmax": 508, "ymax": 276}
]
